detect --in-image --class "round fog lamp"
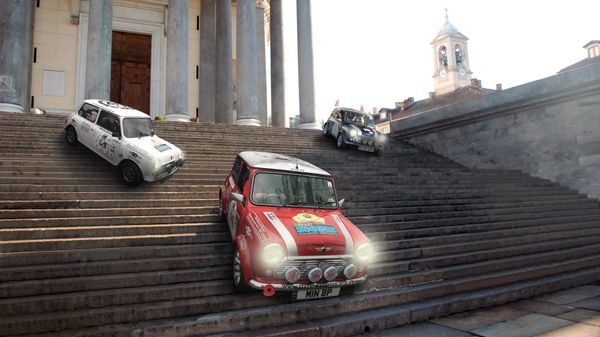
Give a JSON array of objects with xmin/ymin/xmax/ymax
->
[
  {"xmin": 307, "ymin": 267, "xmax": 323, "ymax": 283},
  {"xmin": 285, "ymin": 267, "xmax": 301, "ymax": 283},
  {"xmin": 344, "ymin": 264, "xmax": 357, "ymax": 279},
  {"xmin": 324, "ymin": 266, "xmax": 339, "ymax": 281}
]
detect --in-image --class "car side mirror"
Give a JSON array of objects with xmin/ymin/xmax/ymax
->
[
  {"xmin": 338, "ymin": 198, "xmax": 345, "ymax": 209},
  {"xmin": 112, "ymin": 131, "xmax": 121, "ymax": 139},
  {"xmin": 231, "ymin": 192, "xmax": 245, "ymax": 206}
]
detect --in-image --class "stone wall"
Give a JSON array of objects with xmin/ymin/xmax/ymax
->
[{"xmin": 393, "ymin": 63, "xmax": 600, "ymax": 200}]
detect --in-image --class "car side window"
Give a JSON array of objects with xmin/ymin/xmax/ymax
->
[
  {"xmin": 78, "ymin": 103, "xmax": 99, "ymax": 123},
  {"xmin": 231, "ymin": 156, "xmax": 242, "ymax": 182},
  {"xmin": 237, "ymin": 164, "xmax": 250, "ymax": 192},
  {"xmin": 97, "ymin": 111, "xmax": 121, "ymax": 135}
]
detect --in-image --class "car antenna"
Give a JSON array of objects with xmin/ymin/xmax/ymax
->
[{"xmin": 295, "ymin": 159, "xmax": 299, "ymax": 170}]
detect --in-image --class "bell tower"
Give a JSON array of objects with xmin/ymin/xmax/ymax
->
[{"xmin": 431, "ymin": 9, "xmax": 472, "ymax": 95}]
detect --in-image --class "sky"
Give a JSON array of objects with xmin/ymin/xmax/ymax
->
[{"xmin": 277, "ymin": 0, "xmax": 600, "ymax": 123}]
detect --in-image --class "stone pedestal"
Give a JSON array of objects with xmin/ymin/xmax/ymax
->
[
  {"xmin": 85, "ymin": 0, "xmax": 112, "ymax": 100},
  {"xmin": 165, "ymin": 0, "xmax": 190, "ymax": 122},
  {"xmin": 234, "ymin": 0, "xmax": 260, "ymax": 126}
]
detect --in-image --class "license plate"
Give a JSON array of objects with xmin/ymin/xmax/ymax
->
[
  {"xmin": 292, "ymin": 287, "xmax": 340, "ymax": 300},
  {"xmin": 358, "ymin": 146, "xmax": 375, "ymax": 152}
]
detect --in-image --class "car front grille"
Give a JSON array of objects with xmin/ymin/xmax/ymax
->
[{"xmin": 272, "ymin": 257, "xmax": 355, "ymax": 280}]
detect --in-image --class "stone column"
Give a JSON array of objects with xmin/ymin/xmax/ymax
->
[
  {"xmin": 256, "ymin": 4, "xmax": 267, "ymax": 126},
  {"xmin": 215, "ymin": 0, "xmax": 233, "ymax": 124},
  {"xmin": 85, "ymin": 0, "xmax": 112, "ymax": 100},
  {"xmin": 269, "ymin": 0, "xmax": 286, "ymax": 127},
  {"xmin": 165, "ymin": 0, "xmax": 190, "ymax": 122},
  {"xmin": 0, "ymin": 0, "xmax": 35, "ymax": 112},
  {"xmin": 297, "ymin": 0, "xmax": 319, "ymax": 129},
  {"xmin": 199, "ymin": 0, "xmax": 216, "ymax": 123},
  {"xmin": 234, "ymin": 0, "xmax": 260, "ymax": 126}
]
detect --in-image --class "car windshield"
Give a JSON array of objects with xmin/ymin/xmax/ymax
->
[
  {"xmin": 345, "ymin": 111, "xmax": 374, "ymax": 127},
  {"xmin": 123, "ymin": 118, "xmax": 154, "ymax": 138},
  {"xmin": 251, "ymin": 172, "xmax": 338, "ymax": 209}
]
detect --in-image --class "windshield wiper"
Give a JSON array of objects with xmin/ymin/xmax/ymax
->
[
  {"xmin": 278, "ymin": 200, "xmax": 304, "ymax": 210},
  {"xmin": 313, "ymin": 200, "xmax": 336, "ymax": 210}
]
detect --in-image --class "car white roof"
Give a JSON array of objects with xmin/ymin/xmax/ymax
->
[
  {"xmin": 239, "ymin": 151, "xmax": 331, "ymax": 177},
  {"xmin": 84, "ymin": 99, "xmax": 150, "ymax": 118}
]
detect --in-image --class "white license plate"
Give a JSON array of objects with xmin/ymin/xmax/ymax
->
[
  {"xmin": 358, "ymin": 146, "xmax": 375, "ymax": 152},
  {"xmin": 292, "ymin": 287, "xmax": 340, "ymax": 300}
]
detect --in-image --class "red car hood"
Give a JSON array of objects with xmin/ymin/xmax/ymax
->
[{"xmin": 256, "ymin": 208, "xmax": 355, "ymax": 256}]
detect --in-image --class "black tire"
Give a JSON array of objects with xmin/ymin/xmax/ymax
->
[
  {"xmin": 233, "ymin": 249, "xmax": 252, "ymax": 292},
  {"xmin": 322, "ymin": 123, "xmax": 328, "ymax": 136},
  {"xmin": 120, "ymin": 161, "xmax": 143, "ymax": 187},
  {"xmin": 66, "ymin": 127, "xmax": 78, "ymax": 146},
  {"xmin": 336, "ymin": 133, "xmax": 346, "ymax": 149}
]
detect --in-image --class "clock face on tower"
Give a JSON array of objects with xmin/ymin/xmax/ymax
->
[
  {"xmin": 458, "ymin": 66, "xmax": 466, "ymax": 77},
  {"xmin": 439, "ymin": 69, "xmax": 447, "ymax": 79}
]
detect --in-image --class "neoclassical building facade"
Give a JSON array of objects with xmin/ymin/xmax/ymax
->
[{"xmin": 0, "ymin": 0, "xmax": 318, "ymax": 128}]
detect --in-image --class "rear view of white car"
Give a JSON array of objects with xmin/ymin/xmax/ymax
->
[{"xmin": 64, "ymin": 100, "xmax": 185, "ymax": 186}]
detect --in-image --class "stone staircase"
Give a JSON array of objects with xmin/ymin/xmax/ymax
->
[{"xmin": 1, "ymin": 112, "xmax": 599, "ymax": 337}]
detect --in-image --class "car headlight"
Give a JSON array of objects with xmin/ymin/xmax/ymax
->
[
  {"xmin": 261, "ymin": 243, "xmax": 285, "ymax": 267},
  {"xmin": 355, "ymin": 243, "xmax": 374, "ymax": 264},
  {"xmin": 349, "ymin": 129, "xmax": 358, "ymax": 138},
  {"xmin": 152, "ymin": 158, "xmax": 162, "ymax": 172}
]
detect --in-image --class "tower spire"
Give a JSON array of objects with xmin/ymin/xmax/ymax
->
[{"xmin": 445, "ymin": 8, "xmax": 449, "ymax": 23}]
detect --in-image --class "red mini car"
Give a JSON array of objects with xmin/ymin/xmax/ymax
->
[{"xmin": 219, "ymin": 151, "xmax": 373, "ymax": 300}]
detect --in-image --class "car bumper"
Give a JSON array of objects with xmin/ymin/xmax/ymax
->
[
  {"xmin": 149, "ymin": 158, "xmax": 185, "ymax": 181},
  {"xmin": 344, "ymin": 136, "xmax": 384, "ymax": 151},
  {"xmin": 248, "ymin": 275, "xmax": 367, "ymax": 291}
]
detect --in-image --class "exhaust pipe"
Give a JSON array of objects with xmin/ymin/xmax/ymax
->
[{"xmin": 263, "ymin": 284, "xmax": 276, "ymax": 297}]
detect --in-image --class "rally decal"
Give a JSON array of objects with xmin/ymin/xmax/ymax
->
[
  {"xmin": 293, "ymin": 213, "xmax": 325, "ymax": 223},
  {"xmin": 331, "ymin": 214, "xmax": 354, "ymax": 255},
  {"xmin": 293, "ymin": 224, "xmax": 338, "ymax": 236},
  {"xmin": 247, "ymin": 212, "xmax": 272, "ymax": 243},
  {"xmin": 154, "ymin": 143, "xmax": 171, "ymax": 152},
  {"xmin": 263, "ymin": 212, "xmax": 298, "ymax": 256}
]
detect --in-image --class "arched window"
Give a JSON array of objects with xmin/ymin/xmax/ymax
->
[
  {"xmin": 439, "ymin": 46, "xmax": 448, "ymax": 67},
  {"xmin": 455, "ymin": 44, "xmax": 464, "ymax": 65}
]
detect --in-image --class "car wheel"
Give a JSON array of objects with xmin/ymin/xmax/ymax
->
[
  {"xmin": 66, "ymin": 127, "xmax": 78, "ymax": 146},
  {"xmin": 233, "ymin": 249, "xmax": 252, "ymax": 292},
  {"xmin": 322, "ymin": 123, "xmax": 328, "ymax": 136},
  {"xmin": 120, "ymin": 161, "xmax": 143, "ymax": 187},
  {"xmin": 336, "ymin": 133, "xmax": 346, "ymax": 149}
]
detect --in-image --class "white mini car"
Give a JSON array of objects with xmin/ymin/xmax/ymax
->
[{"xmin": 65, "ymin": 100, "xmax": 185, "ymax": 186}]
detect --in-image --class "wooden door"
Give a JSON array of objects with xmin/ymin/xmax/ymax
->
[{"xmin": 111, "ymin": 31, "xmax": 151, "ymax": 114}]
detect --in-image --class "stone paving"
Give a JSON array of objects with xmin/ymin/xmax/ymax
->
[{"xmin": 360, "ymin": 282, "xmax": 600, "ymax": 337}]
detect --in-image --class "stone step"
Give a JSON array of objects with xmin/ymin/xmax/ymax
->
[
  {"xmin": 8, "ymin": 256, "xmax": 598, "ymax": 337},
  {"xmin": 0, "ymin": 205, "xmax": 217, "ymax": 219},
  {"xmin": 0, "ymin": 231, "xmax": 229, "ymax": 252},
  {"xmin": 368, "ymin": 240, "xmax": 600, "ymax": 291},
  {"xmin": 209, "ymin": 267, "xmax": 600, "ymax": 337},
  {"xmin": 0, "ymin": 222, "xmax": 224, "ymax": 241},
  {"xmin": 350, "ymin": 204, "xmax": 600, "ymax": 225},
  {"xmin": 370, "ymin": 225, "xmax": 600, "ymax": 277},
  {"xmin": 345, "ymin": 197, "xmax": 597, "ymax": 217},
  {"xmin": 0, "ymin": 198, "xmax": 217, "ymax": 210},
  {"xmin": 0, "ymin": 191, "xmax": 217, "ymax": 201},
  {"xmin": 371, "ymin": 216, "xmax": 600, "ymax": 249},
  {"xmin": 0, "ymin": 264, "xmax": 231, "ymax": 299},
  {"xmin": 0, "ymin": 242, "xmax": 233, "ymax": 268}
]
